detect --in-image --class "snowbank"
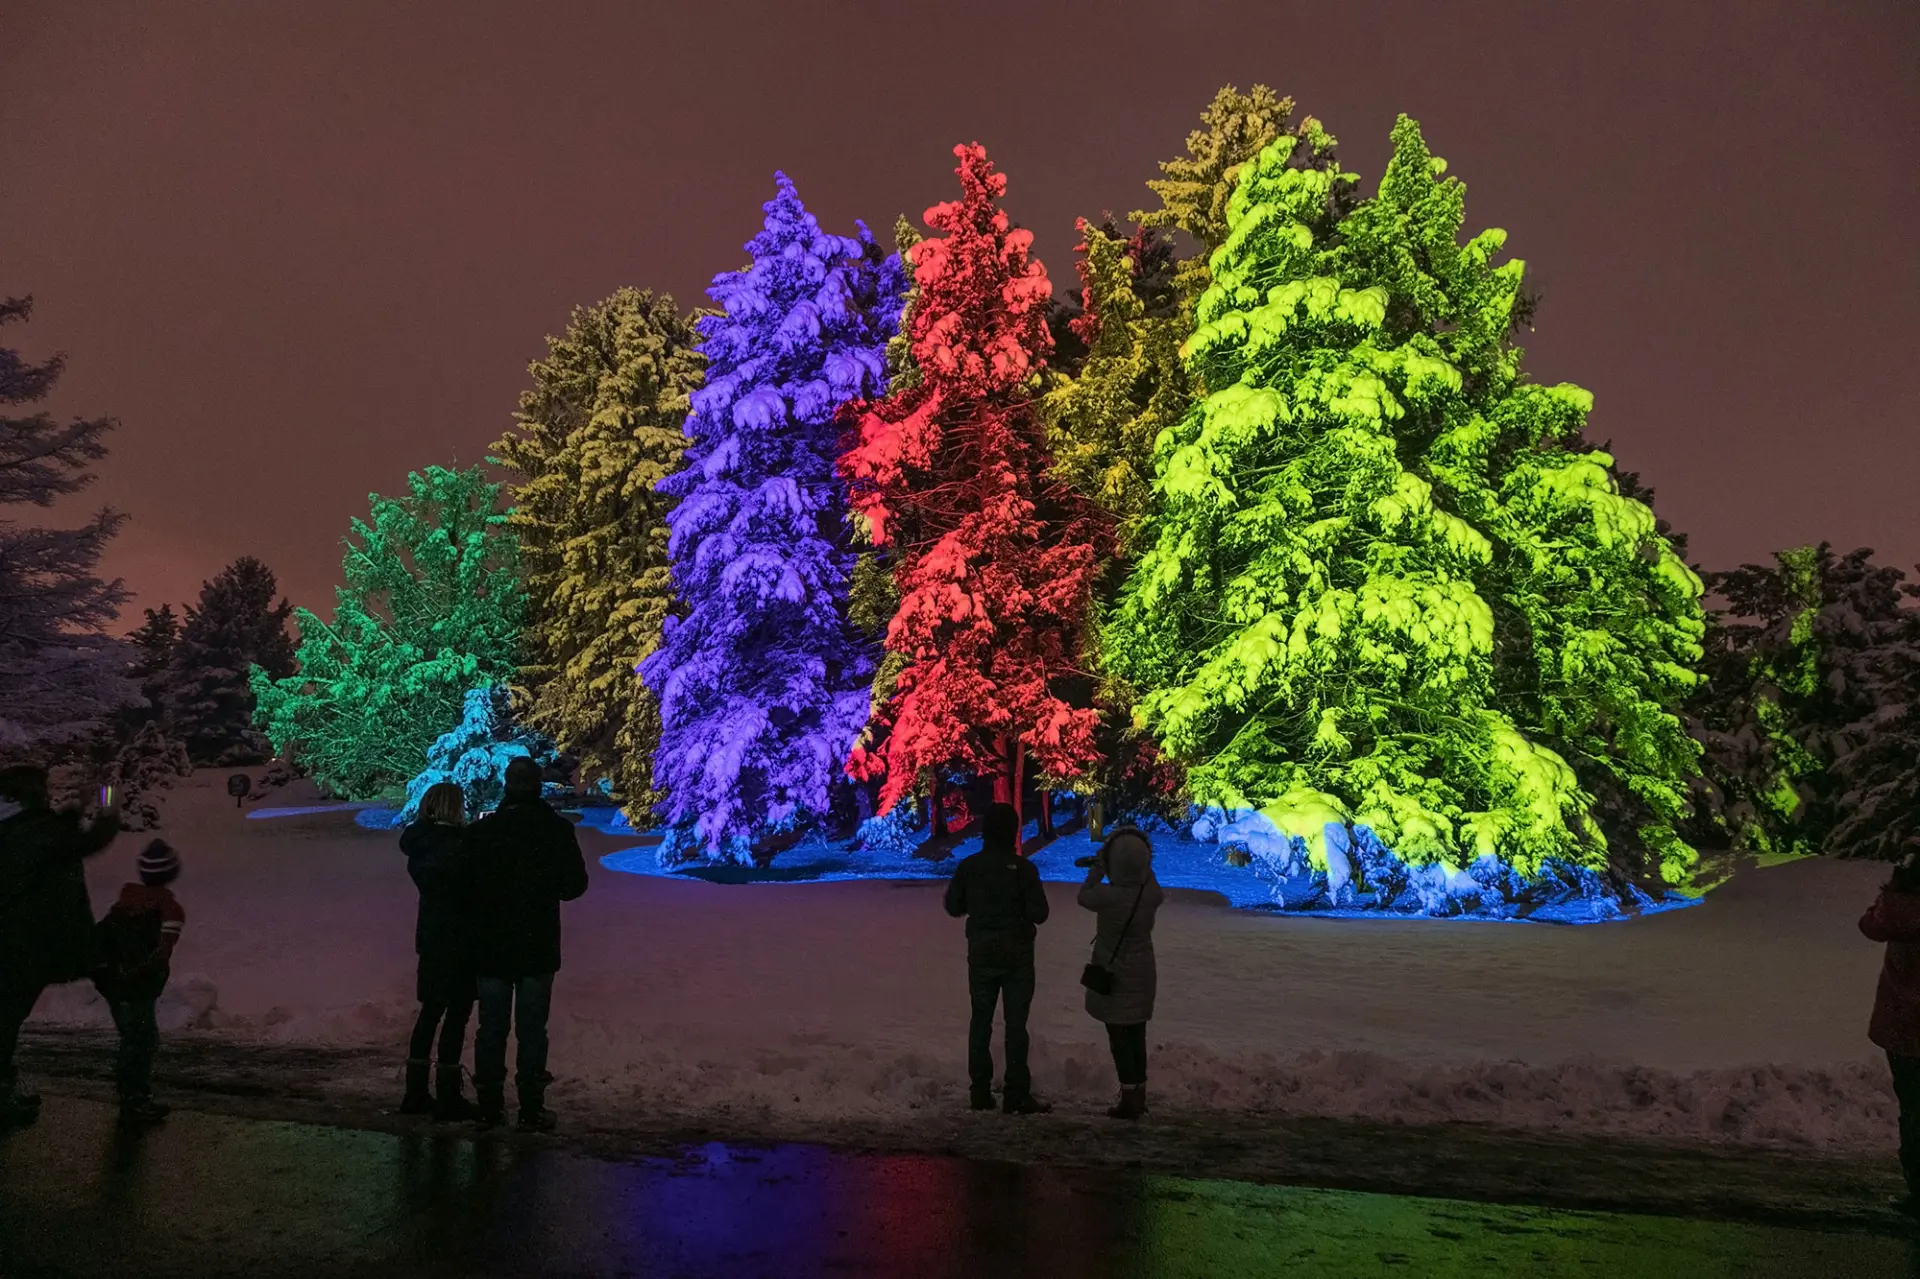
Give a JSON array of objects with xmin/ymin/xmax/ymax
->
[{"xmin": 30, "ymin": 774, "xmax": 1898, "ymax": 1152}]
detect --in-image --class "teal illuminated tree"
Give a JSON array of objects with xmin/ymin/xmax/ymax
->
[
  {"xmin": 398, "ymin": 685, "xmax": 558, "ymax": 823},
  {"xmin": 1106, "ymin": 116, "xmax": 1707, "ymax": 893},
  {"xmin": 492, "ymin": 289, "xmax": 703, "ymax": 819},
  {"xmin": 251, "ymin": 465, "xmax": 523, "ymax": 798}
]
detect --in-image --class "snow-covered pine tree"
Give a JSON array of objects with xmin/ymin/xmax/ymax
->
[
  {"xmin": 127, "ymin": 605, "xmax": 179, "ymax": 723},
  {"xmin": 398, "ymin": 685, "xmax": 558, "ymax": 823},
  {"xmin": 492, "ymin": 290, "xmax": 704, "ymax": 823},
  {"xmin": 251, "ymin": 466, "xmax": 523, "ymax": 798},
  {"xmin": 109, "ymin": 720, "xmax": 192, "ymax": 831},
  {"xmin": 839, "ymin": 144, "xmax": 1108, "ymax": 837},
  {"xmin": 1689, "ymin": 545, "xmax": 1908, "ymax": 859},
  {"xmin": 1830, "ymin": 587, "xmax": 1920, "ymax": 862},
  {"xmin": 1106, "ymin": 117, "xmax": 1706, "ymax": 899},
  {"xmin": 1137, "ymin": 85, "xmax": 1347, "ymax": 309},
  {"xmin": 164, "ymin": 556, "xmax": 294, "ymax": 764},
  {"xmin": 640, "ymin": 174, "xmax": 906, "ymax": 864},
  {"xmin": 0, "ymin": 294, "xmax": 137, "ymax": 757}
]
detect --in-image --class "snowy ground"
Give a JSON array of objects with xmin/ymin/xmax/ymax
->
[{"xmin": 26, "ymin": 773, "xmax": 1900, "ymax": 1157}]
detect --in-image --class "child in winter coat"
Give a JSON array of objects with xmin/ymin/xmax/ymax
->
[
  {"xmin": 93, "ymin": 839, "xmax": 185, "ymax": 1126},
  {"xmin": 1860, "ymin": 850, "xmax": 1920, "ymax": 1211}
]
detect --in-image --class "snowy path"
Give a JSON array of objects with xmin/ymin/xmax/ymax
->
[{"xmin": 33, "ymin": 777, "xmax": 1899, "ymax": 1152}]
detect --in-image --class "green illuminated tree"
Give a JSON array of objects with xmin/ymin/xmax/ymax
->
[
  {"xmin": 491, "ymin": 289, "xmax": 703, "ymax": 817},
  {"xmin": 1106, "ymin": 116, "xmax": 1706, "ymax": 890},
  {"xmin": 250, "ymin": 465, "xmax": 523, "ymax": 798}
]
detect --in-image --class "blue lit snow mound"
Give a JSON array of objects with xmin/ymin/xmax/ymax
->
[{"xmin": 593, "ymin": 803, "xmax": 1696, "ymax": 925}]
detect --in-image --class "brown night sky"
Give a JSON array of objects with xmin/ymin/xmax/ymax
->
[{"xmin": 3, "ymin": 0, "xmax": 1916, "ymax": 621}]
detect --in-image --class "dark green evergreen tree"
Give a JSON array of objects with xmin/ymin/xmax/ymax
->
[
  {"xmin": 1688, "ymin": 545, "xmax": 1906, "ymax": 859},
  {"xmin": 165, "ymin": 556, "xmax": 294, "ymax": 764},
  {"xmin": 126, "ymin": 604, "xmax": 180, "ymax": 724}
]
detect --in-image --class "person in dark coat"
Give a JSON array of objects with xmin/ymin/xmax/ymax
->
[
  {"xmin": 1078, "ymin": 821, "xmax": 1164, "ymax": 1121},
  {"xmin": 0, "ymin": 763, "xmax": 120, "ymax": 1126},
  {"xmin": 944, "ymin": 802, "xmax": 1051, "ymax": 1115},
  {"xmin": 465, "ymin": 756, "xmax": 588, "ymax": 1131},
  {"xmin": 1860, "ymin": 850, "xmax": 1920, "ymax": 1210},
  {"xmin": 398, "ymin": 781, "xmax": 480, "ymax": 1121}
]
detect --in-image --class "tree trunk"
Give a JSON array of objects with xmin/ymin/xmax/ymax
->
[
  {"xmin": 930, "ymin": 772, "xmax": 948, "ymax": 838},
  {"xmin": 990, "ymin": 736, "xmax": 1026, "ymax": 853},
  {"xmin": 1037, "ymin": 788, "xmax": 1053, "ymax": 839},
  {"xmin": 1010, "ymin": 739, "xmax": 1025, "ymax": 855}
]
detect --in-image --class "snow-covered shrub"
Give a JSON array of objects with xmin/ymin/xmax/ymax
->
[{"xmin": 398, "ymin": 686, "xmax": 558, "ymax": 823}]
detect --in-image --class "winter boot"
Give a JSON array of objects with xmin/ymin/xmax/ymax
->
[
  {"xmin": 969, "ymin": 1089, "xmax": 997, "ymax": 1112},
  {"xmin": 516, "ymin": 1080, "xmax": 555, "ymax": 1133},
  {"xmin": 432, "ymin": 1064, "xmax": 480, "ymax": 1122},
  {"xmin": 400, "ymin": 1058, "xmax": 434, "ymax": 1116},
  {"xmin": 474, "ymin": 1082, "xmax": 506, "ymax": 1130},
  {"xmin": 1106, "ymin": 1085, "xmax": 1146, "ymax": 1121},
  {"xmin": 1002, "ymin": 1092, "xmax": 1053, "ymax": 1116},
  {"xmin": 118, "ymin": 1094, "xmax": 171, "ymax": 1126}
]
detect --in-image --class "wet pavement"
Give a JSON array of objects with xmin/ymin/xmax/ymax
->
[{"xmin": 0, "ymin": 1097, "xmax": 1912, "ymax": 1278}]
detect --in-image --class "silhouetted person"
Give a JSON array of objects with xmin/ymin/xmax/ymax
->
[
  {"xmin": 1078, "ymin": 820, "xmax": 1164, "ymax": 1120},
  {"xmin": 399, "ymin": 781, "xmax": 480, "ymax": 1121},
  {"xmin": 0, "ymin": 764, "xmax": 120, "ymax": 1127},
  {"xmin": 944, "ymin": 802, "xmax": 1051, "ymax": 1115},
  {"xmin": 466, "ymin": 757, "xmax": 588, "ymax": 1131},
  {"xmin": 92, "ymin": 839, "xmax": 186, "ymax": 1126},
  {"xmin": 1860, "ymin": 849, "xmax": 1920, "ymax": 1211}
]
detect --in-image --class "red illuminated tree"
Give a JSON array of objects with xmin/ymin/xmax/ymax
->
[{"xmin": 839, "ymin": 144, "xmax": 1107, "ymax": 843}]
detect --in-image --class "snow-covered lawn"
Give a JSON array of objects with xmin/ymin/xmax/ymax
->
[{"xmin": 30, "ymin": 775, "xmax": 1899, "ymax": 1151}]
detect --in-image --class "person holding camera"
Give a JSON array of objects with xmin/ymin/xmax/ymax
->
[
  {"xmin": 944, "ymin": 802, "xmax": 1052, "ymax": 1115},
  {"xmin": 1077, "ymin": 820, "xmax": 1164, "ymax": 1120},
  {"xmin": 0, "ymin": 764, "xmax": 121, "ymax": 1127},
  {"xmin": 466, "ymin": 756, "xmax": 588, "ymax": 1131}
]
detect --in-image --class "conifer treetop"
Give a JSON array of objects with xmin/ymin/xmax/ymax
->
[
  {"xmin": 1136, "ymin": 85, "xmax": 1345, "ymax": 308},
  {"xmin": 840, "ymin": 143, "xmax": 1107, "ymax": 814}
]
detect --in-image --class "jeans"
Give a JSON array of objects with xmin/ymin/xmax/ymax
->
[
  {"xmin": 0, "ymin": 986, "xmax": 43, "ymax": 1097},
  {"xmin": 474, "ymin": 973, "xmax": 554, "ymax": 1093},
  {"xmin": 109, "ymin": 998, "xmax": 160, "ymax": 1101},
  {"xmin": 1892, "ymin": 1052, "xmax": 1920, "ymax": 1193},
  {"xmin": 1106, "ymin": 1022, "xmax": 1148, "ymax": 1087},
  {"xmin": 408, "ymin": 995, "xmax": 473, "ymax": 1066},
  {"xmin": 967, "ymin": 963, "xmax": 1035, "ymax": 1099}
]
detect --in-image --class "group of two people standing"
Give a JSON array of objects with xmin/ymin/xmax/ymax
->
[
  {"xmin": 399, "ymin": 755, "xmax": 588, "ymax": 1131},
  {"xmin": 946, "ymin": 802, "xmax": 1166, "ymax": 1119},
  {"xmin": 0, "ymin": 763, "xmax": 185, "ymax": 1128}
]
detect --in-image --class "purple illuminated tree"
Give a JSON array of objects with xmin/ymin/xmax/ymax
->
[{"xmin": 641, "ymin": 175, "xmax": 907, "ymax": 863}]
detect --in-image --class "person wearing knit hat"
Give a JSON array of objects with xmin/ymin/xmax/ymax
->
[
  {"xmin": 137, "ymin": 840, "xmax": 181, "ymax": 886},
  {"xmin": 93, "ymin": 839, "xmax": 187, "ymax": 1126},
  {"xmin": 1, "ymin": 763, "xmax": 121, "ymax": 1128}
]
